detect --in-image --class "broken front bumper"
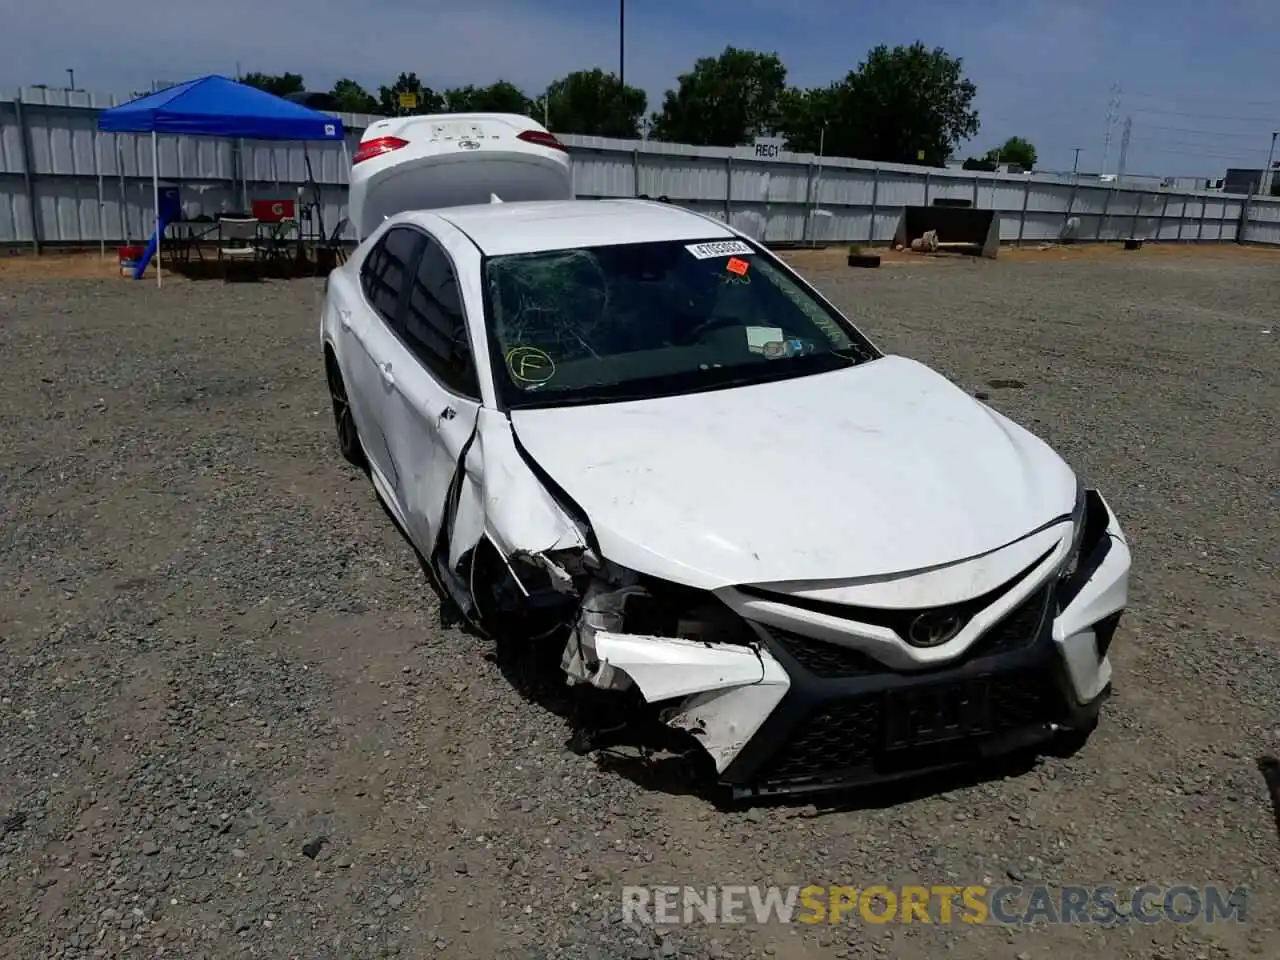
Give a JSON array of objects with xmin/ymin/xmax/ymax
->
[
  {"xmin": 719, "ymin": 603, "xmax": 1115, "ymax": 799},
  {"xmin": 569, "ymin": 490, "xmax": 1130, "ymax": 799}
]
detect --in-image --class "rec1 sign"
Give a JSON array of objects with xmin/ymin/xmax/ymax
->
[{"xmin": 753, "ymin": 137, "xmax": 785, "ymax": 159}]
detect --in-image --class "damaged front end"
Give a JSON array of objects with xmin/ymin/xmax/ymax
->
[
  {"xmin": 428, "ymin": 411, "xmax": 789, "ymax": 780},
  {"xmin": 559, "ymin": 569, "xmax": 790, "ymax": 773},
  {"xmin": 430, "ymin": 406, "xmax": 1130, "ymax": 800}
]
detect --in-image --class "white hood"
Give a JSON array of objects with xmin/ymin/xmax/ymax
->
[{"xmin": 509, "ymin": 356, "xmax": 1077, "ymax": 590}]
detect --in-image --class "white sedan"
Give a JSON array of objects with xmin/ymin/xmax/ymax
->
[{"xmin": 319, "ymin": 197, "xmax": 1130, "ymax": 799}]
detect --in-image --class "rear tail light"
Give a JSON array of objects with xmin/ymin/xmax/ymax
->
[
  {"xmin": 517, "ymin": 130, "xmax": 568, "ymax": 153},
  {"xmin": 352, "ymin": 136, "xmax": 409, "ymax": 165}
]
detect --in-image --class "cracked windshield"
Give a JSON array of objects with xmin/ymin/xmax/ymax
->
[{"xmin": 484, "ymin": 238, "xmax": 873, "ymax": 405}]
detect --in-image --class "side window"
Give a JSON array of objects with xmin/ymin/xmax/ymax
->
[
  {"xmin": 402, "ymin": 238, "xmax": 480, "ymax": 398},
  {"xmin": 360, "ymin": 227, "xmax": 422, "ymax": 323}
]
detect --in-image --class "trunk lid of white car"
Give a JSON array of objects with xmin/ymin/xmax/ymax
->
[
  {"xmin": 508, "ymin": 355, "xmax": 1078, "ymax": 589},
  {"xmin": 350, "ymin": 113, "xmax": 574, "ymax": 239}
]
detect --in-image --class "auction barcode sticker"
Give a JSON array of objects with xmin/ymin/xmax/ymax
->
[{"xmin": 685, "ymin": 240, "xmax": 754, "ymax": 259}]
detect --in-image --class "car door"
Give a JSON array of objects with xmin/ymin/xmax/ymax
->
[
  {"xmin": 343, "ymin": 225, "xmax": 425, "ymax": 494},
  {"xmin": 377, "ymin": 229, "xmax": 484, "ymax": 559}
]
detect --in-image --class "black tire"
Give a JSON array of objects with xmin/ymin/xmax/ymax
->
[
  {"xmin": 325, "ymin": 353, "xmax": 367, "ymax": 469},
  {"xmin": 469, "ymin": 538, "xmax": 573, "ymax": 645}
]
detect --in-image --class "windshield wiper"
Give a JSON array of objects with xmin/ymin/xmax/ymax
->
[
  {"xmin": 506, "ymin": 382, "xmax": 655, "ymax": 409},
  {"xmin": 505, "ymin": 351, "xmax": 865, "ymax": 410}
]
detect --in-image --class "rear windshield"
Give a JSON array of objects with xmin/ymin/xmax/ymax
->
[{"xmin": 482, "ymin": 237, "xmax": 879, "ymax": 408}]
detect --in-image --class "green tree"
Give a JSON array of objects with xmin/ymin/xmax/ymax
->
[
  {"xmin": 776, "ymin": 86, "xmax": 835, "ymax": 154},
  {"xmin": 961, "ymin": 155, "xmax": 998, "ymax": 172},
  {"xmin": 650, "ymin": 46, "xmax": 788, "ymax": 146},
  {"xmin": 443, "ymin": 81, "xmax": 534, "ymax": 115},
  {"xmin": 377, "ymin": 73, "xmax": 444, "ymax": 116},
  {"xmin": 986, "ymin": 136, "xmax": 1037, "ymax": 169},
  {"xmin": 542, "ymin": 68, "xmax": 646, "ymax": 137},
  {"xmin": 240, "ymin": 72, "xmax": 305, "ymax": 97},
  {"xmin": 782, "ymin": 42, "xmax": 979, "ymax": 165},
  {"xmin": 329, "ymin": 78, "xmax": 378, "ymax": 114},
  {"xmin": 850, "ymin": 43, "xmax": 979, "ymax": 165}
]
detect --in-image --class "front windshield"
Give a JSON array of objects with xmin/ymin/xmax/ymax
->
[{"xmin": 482, "ymin": 237, "xmax": 879, "ymax": 408}]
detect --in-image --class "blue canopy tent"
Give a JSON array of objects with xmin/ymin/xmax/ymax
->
[{"xmin": 98, "ymin": 75, "xmax": 346, "ymax": 284}]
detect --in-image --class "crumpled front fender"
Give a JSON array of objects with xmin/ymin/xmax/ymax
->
[
  {"xmin": 1053, "ymin": 489, "xmax": 1130, "ymax": 704},
  {"xmin": 562, "ymin": 579, "xmax": 791, "ymax": 773}
]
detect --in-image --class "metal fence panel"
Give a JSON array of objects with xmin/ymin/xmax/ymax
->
[{"xmin": 0, "ymin": 85, "xmax": 1265, "ymax": 249}]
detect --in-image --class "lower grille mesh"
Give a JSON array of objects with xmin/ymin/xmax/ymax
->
[{"xmin": 758, "ymin": 670, "xmax": 1062, "ymax": 785}]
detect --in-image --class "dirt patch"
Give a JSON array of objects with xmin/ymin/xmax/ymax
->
[
  {"xmin": 0, "ymin": 250, "xmax": 143, "ymax": 281},
  {"xmin": 1, "ymin": 258, "xmax": 1277, "ymax": 959}
]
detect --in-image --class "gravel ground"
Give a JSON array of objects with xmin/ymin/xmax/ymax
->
[{"xmin": 1, "ymin": 250, "xmax": 1277, "ymax": 960}]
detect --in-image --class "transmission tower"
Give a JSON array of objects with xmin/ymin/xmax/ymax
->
[
  {"xmin": 1116, "ymin": 116, "xmax": 1132, "ymax": 182},
  {"xmin": 1100, "ymin": 82, "xmax": 1121, "ymax": 176}
]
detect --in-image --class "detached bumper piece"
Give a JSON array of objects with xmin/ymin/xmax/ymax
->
[{"xmin": 720, "ymin": 586, "xmax": 1104, "ymax": 800}]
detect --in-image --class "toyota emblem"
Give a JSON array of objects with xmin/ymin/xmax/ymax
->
[
  {"xmin": 458, "ymin": 139, "xmax": 481, "ymax": 150},
  {"xmin": 906, "ymin": 610, "xmax": 964, "ymax": 647}
]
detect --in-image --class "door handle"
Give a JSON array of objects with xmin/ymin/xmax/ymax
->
[{"xmin": 379, "ymin": 361, "xmax": 395, "ymax": 387}]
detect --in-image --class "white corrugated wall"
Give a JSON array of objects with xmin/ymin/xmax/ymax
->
[{"xmin": 1, "ymin": 86, "xmax": 1274, "ymax": 248}]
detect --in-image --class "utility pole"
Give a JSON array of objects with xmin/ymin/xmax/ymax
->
[
  {"xmin": 618, "ymin": 0, "xmax": 625, "ymax": 88},
  {"xmin": 1072, "ymin": 147, "xmax": 1082, "ymax": 176},
  {"xmin": 1116, "ymin": 116, "xmax": 1132, "ymax": 183},
  {"xmin": 1262, "ymin": 131, "xmax": 1278, "ymax": 197},
  {"xmin": 810, "ymin": 121, "xmax": 826, "ymax": 224},
  {"xmin": 1101, "ymin": 82, "xmax": 1121, "ymax": 176},
  {"xmin": 66, "ymin": 68, "xmax": 75, "ymax": 90}
]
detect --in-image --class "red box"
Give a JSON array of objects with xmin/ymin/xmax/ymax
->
[{"xmin": 251, "ymin": 199, "xmax": 296, "ymax": 222}]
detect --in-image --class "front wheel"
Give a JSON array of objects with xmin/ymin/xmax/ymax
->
[{"xmin": 325, "ymin": 354, "xmax": 367, "ymax": 469}]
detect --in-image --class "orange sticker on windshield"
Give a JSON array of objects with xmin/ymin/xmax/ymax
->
[{"xmin": 726, "ymin": 257, "xmax": 749, "ymax": 276}]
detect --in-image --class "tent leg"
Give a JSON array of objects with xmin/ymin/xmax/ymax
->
[
  {"xmin": 95, "ymin": 131, "xmax": 105, "ymax": 258},
  {"xmin": 341, "ymin": 139, "xmax": 351, "ymax": 242},
  {"xmin": 117, "ymin": 141, "xmax": 130, "ymax": 246},
  {"xmin": 239, "ymin": 138, "xmax": 248, "ymax": 210},
  {"xmin": 153, "ymin": 131, "xmax": 161, "ymax": 289}
]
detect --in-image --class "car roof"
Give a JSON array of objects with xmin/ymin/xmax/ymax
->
[{"xmin": 418, "ymin": 199, "xmax": 737, "ymax": 256}]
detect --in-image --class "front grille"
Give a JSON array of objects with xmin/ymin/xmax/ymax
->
[
  {"xmin": 760, "ymin": 698, "xmax": 880, "ymax": 782},
  {"xmin": 986, "ymin": 670, "xmax": 1058, "ymax": 726},
  {"xmin": 966, "ymin": 583, "xmax": 1053, "ymax": 658},
  {"xmin": 770, "ymin": 630, "xmax": 886, "ymax": 677},
  {"xmin": 767, "ymin": 582, "xmax": 1054, "ymax": 679},
  {"xmin": 757, "ymin": 669, "xmax": 1062, "ymax": 786}
]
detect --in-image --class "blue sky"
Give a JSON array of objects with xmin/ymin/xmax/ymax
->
[{"xmin": 5, "ymin": 0, "xmax": 1280, "ymax": 176}]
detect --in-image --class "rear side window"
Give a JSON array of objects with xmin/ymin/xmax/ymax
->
[
  {"xmin": 402, "ymin": 238, "xmax": 479, "ymax": 397},
  {"xmin": 360, "ymin": 227, "xmax": 422, "ymax": 322}
]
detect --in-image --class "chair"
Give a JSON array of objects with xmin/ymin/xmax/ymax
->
[
  {"xmin": 160, "ymin": 221, "xmax": 187, "ymax": 266},
  {"xmin": 167, "ymin": 218, "xmax": 215, "ymax": 265},
  {"xmin": 217, "ymin": 217, "xmax": 261, "ymax": 281},
  {"xmin": 261, "ymin": 219, "xmax": 300, "ymax": 272},
  {"xmin": 325, "ymin": 217, "xmax": 349, "ymax": 266}
]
